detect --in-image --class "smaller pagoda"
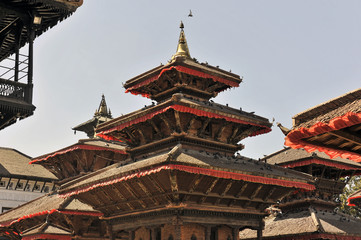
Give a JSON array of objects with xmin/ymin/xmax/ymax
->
[
  {"xmin": 240, "ymin": 147, "xmax": 361, "ymax": 240},
  {"xmin": 73, "ymin": 94, "xmax": 113, "ymax": 138}
]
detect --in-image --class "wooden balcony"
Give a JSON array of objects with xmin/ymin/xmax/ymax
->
[{"xmin": 0, "ymin": 77, "xmax": 35, "ymax": 130}]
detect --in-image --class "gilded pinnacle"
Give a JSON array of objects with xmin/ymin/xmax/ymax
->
[{"xmin": 171, "ymin": 21, "xmax": 191, "ymax": 60}]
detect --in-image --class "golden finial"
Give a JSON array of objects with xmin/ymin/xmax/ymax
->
[{"xmin": 171, "ymin": 21, "xmax": 191, "ymax": 61}]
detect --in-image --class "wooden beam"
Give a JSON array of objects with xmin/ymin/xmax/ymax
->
[
  {"xmin": 250, "ymin": 185, "xmax": 263, "ymax": 200},
  {"xmin": 163, "ymin": 72, "xmax": 176, "ymax": 85},
  {"xmin": 185, "ymin": 116, "xmax": 197, "ymax": 132},
  {"xmin": 70, "ymin": 151, "xmax": 86, "ymax": 173},
  {"xmin": 215, "ymin": 121, "xmax": 227, "ymax": 141},
  {"xmin": 96, "ymin": 192, "xmax": 172, "ymax": 212},
  {"xmin": 149, "ymin": 119, "xmax": 162, "ymax": 137},
  {"xmin": 135, "ymin": 127, "xmax": 148, "ymax": 144},
  {"xmin": 206, "ymin": 82, "xmax": 222, "ymax": 92},
  {"xmin": 114, "ymin": 134, "xmax": 133, "ymax": 146},
  {"xmin": 263, "ymin": 186, "xmax": 277, "ymax": 202},
  {"xmin": 112, "ymin": 184, "xmax": 135, "ymax": 211},
  {"xmin": 174, "ymin": 110, "xmax": 182, "ymax": 132},
  {"xmin": 328, "ymin": 129, "xmax": 361, "ymax": 147},
  {"xmin": 123, "ymin": 182, "xmax": 147, "ymax": 209},
  {"xmin": 124, "ymin": 128, "xmax": 139, "ymax": 145},
  {"xmin": 234, "ymin": 126, "xmax": 259, "ymax": 142},
  {"xmin": 81, "ymin": 149, "xmax": 90, "ymax": 172},
  {"xmin": 214, "ymin": 180, "xmax": 234, "ymax": 204},
  {"xmin": 198, "ymin": 118, "xmax": 211, "ymax": 136},
  {"xmin": 160, "ymin": 114, "xmax": 174, "ymax": 132},
  {"xmin": 320, "ymin": 165, "xmax": 326, "ymax": 179},
  {"xmin": 135, "ymin": 178, "xmax": 159, "ymax": 205},
  {"xmin": 199, "ymin": 179, "xmax": 219, "ymax": 204},
  {"xmin": 183, "ymin": 175, "xmax": 204, "ymax": 202},
  {"xmin": 227, "ymin": 125, "xmax": 240, "ymax": 143},
  {"xmin": 235, "ymin": 182, "xmax": 248, "ymax": 198}
]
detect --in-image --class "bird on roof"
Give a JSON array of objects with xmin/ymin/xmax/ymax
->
[{"xmin": 188, "ymin": 10, "xmax": 193, "ymax": 17}]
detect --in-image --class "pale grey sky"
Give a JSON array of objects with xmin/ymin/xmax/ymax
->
[{"xmin": 1, "ymin": 1, "xmax": 360, "ymax": 159}]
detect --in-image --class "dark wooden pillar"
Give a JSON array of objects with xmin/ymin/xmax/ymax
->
[
  {"xmin": 257, "ymin": 220, "xmax": 263, "ymax": 240},
  {"xmin": 128, "ymin": 229, "xmax": 135, "ymax": 240},
  {"xmin": 205, "ymin": 226, "xmax": 211, "ymax": 240},
  {"xmin": 232, "ymin": 227, "xmax": 239, "ymax": 240},
  {"xmin": 257, "ymin": 228, "xmax": 262, "ymax": 240},
  {"xmin": 14, "ymin": 20, "xmax": 23, "ymax": 82},
  {"xmin": 27, "ymin": 26, "xmax": 34, "ymax": 85},
  {"xmin": 151, "ymin": 227, "xmax": 156, "ymax": 240}
]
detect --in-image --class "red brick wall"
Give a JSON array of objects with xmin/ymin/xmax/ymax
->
[
  {"xmin": 217, "ymin": 225, "xmax": 234, "ymax": 240},
  {"xmin": 135, "ymin": 227, "xmax": 150, "ymax": 240},
  {"xmin": 162, "ymin": 224, "xmax": 175, "ymax": 240},
  {"xmin": 181, "ymin": 224, "xmax": 205, "ymax": 240}
]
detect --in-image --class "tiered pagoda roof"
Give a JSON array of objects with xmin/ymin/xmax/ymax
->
[
  {"xmin": 56, "ymin": 23, "xmax": 314, "ymax": 238},
  {"xmin": 240, "ymin": 147, "xmax": 361, "ymax": 240},
  {"xmin": 284, "ymin": 88, "xmax": 361, "ymax": 162}
]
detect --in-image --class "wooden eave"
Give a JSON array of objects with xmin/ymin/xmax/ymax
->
[
  {"xmin": 0, "ymin": 193, "xmax": 103, "ymax": 238},
  {"xmin": 0, "ymin": 94, "xmax": 36, "ymax": 130},
  {"xmin": 293, "ymin": 88, "xmax": 361, "ymax": 127},
  {"xmin": 57, "ymin": 146, "xmax": 314, "ymax": 213},
  {"xmin": 123, "ymin": 57, "xmax": 241, "ymax": 93},
  {"xmin": 96, "ymin": 94, "xmax": 271, "ymax": 134},
  {"xmin": 0, "ymin": 0, "xmax": 82, "ymax": 61},
  {"xmin": 31, "ymin": 139, "xmax": 128, "ymax": 181}
]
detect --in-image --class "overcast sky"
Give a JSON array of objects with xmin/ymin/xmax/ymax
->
[{"xmin": 1, "ymin": 1, "xmax": 360, "ymax": 159}]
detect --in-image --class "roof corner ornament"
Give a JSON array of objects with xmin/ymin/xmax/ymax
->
[{"xmin": 171, "ymin": 21, "xmax": 191, "ymax": 61}]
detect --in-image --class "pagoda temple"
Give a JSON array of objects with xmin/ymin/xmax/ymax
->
[
  {"xmin": 0, "ymin": 23, "xmax": 315, "ymax": 240},
  {"xmin": 240, "ymin": 147, "xmax": 361, "ymax": 239}
]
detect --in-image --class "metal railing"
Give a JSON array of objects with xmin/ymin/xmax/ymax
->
[
  {"xmin": 0, "ymin": 53, "xmax": 32, "ymax": 103},
  {"xmin": 0, "ymin": 53, "xmax": 29, "ymax": 82}
]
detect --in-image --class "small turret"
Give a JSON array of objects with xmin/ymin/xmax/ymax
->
[{"xmin": 73, "ymin": 95, "xmax": 112, "ymax": 138}]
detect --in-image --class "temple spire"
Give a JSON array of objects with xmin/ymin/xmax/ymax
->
[
  {"xmin": 171, "ymin": 21, "xmax": 191, "ymax": 60},
  {"xmin": 95, "ymin": 94, "xmax": 112, "ymax": 118}
]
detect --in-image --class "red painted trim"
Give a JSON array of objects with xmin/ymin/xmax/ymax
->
[
  {"xmin": 280, "ymin": 158, "xmax": 361, "ymax": 171},
  {"xmin": 125, "ymin": 66, "xmax": 240, "ymax": 95},
  {"xmin": 58, "ymin": 164, "xmax": 314, "ymax": 198},
  {"xmin": 0, "ymin": 209, "xmax": 103, "ymax": 227},
  {"xmin": 267, "ymin": 233, "xmax": 361, "ymax": 240},
  {"xmin": 22, "ymin": 234, "xmax": 71, "ymax": 240},
  {"xmin": 348, "ymin": 195, "xmax": 361, "ymax": 207},
  {"xmin": 285, "ymin": 112, "xmax": 361, "ymax": 162},
  {"xmin": 58, "ymin": 210, "xmax": 103, "ymax": 217},
  {"xmin": 30, "ymin": 145, "xmax": 127, "ymax": 164},
  {"xmin": 97, "ymin": 105, "xmax": 271, "ymax": 139}
]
